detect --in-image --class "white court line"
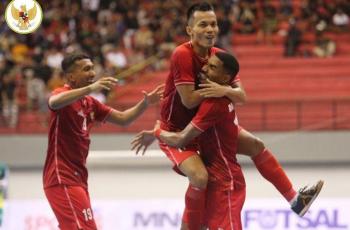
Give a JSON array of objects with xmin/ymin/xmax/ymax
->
[{"xmin": 89, "ymin": 150, "xmax": 165, "ymax": 159}]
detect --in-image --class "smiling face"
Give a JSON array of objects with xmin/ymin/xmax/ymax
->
[
  {"xmin": 67, "ymin": 58, "xmax": 96, "ymax": 88},
  {"xmin": 187, "ymin": 10, "xmax": 219, "ymax": 52},
  {"xmin": 202, "ymin": 55, "xmax": 230, "ymax": 85}
]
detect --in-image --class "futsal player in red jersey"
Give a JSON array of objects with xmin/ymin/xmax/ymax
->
[
  {"xmin": 165, "ymin": 52, "xmax": 245, "ymax": 229},
  {"xmin": 43, "ymin": 53, "xmax": 163, "ymax": 230},
  {"xmin": 133, "ymin": 2, "xmax": 323, "ymax": 230},
  {"xmin": 135, "ymin": 52, "xmax": 244, "ymax": 229}
]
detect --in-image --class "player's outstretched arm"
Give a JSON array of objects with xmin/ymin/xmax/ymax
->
[
  {"xmin": 197, "ymin": 79, "xmax": 247, "ymax": 104},
  {"xmin": 131, "ymin": 129, "xmax": 156, "ymax": 155},
  {"xmin": 49, "ymin": 77, "xmax": 118, "ymax": 110},
  {"xmin": 107, "ymin": 84, "xmax": 164, "ymax": 126},
  {"xmin": 131, "ymin": 120, "xmax": 201, "ymax": 155}
]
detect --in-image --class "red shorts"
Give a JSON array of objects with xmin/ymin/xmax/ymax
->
[
  {"xmin": 203, "ymin": 185, "xmax": 246, "ymax": 230},
  {"xmin": 44, "ymin": 185, "xmax": 97, "ymax": 230},
  {"xmin": 158, "ymin": 141, "xmax": 199, "ymax": 175}
]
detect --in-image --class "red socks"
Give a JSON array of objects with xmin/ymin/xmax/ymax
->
[
  {"xmin": 183, "ymin": 184, "xmax": 206, "ymax": 230},
  {"xmin": 252, "ymin": 149, "xmax": 297, "ymax": 202}
]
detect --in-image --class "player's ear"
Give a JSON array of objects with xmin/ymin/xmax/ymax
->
[
  {"xmin": 224, "ymin": 74, "xmax": 231, "ymax": 84},
  {"xmin": 186, "ymin": 25, "xmax": 192, "ymax": 37},
  {"xmin": 66, "ymin": 72, "xmax": 74, "ymax": 84}
]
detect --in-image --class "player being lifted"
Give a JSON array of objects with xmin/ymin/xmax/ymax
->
[{"xmin": 133, "ymin": 2, "xmax": 323, "ymax": 230}]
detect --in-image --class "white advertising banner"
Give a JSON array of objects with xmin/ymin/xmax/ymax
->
[{"xmin": 1, "ymin": 198, "xmax": 349, "ymax": 230}]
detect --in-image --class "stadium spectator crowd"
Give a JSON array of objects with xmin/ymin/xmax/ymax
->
[{"xmin": 0, "ymin": 0, "xmax": 349, "ymax": 128}]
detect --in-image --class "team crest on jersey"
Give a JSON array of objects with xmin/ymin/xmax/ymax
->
[{"xmin": 4, "ymin": 0, "xmax": 43, "ymax": 34}]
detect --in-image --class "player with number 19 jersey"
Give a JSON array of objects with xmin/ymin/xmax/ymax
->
[{"xmin": 43, "ymin": 84, "xmax": 112, "ymax": 189}]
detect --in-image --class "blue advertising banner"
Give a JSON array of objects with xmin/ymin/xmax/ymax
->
[{"xmin": 1, "ymin": 198, "xmax": 349, "ymax": 230}]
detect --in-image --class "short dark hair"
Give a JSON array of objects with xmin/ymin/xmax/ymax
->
[
  {"xmin": 215, "ymin": 51, "xmax": 240, "ymax": 80},
  {"xmin": 61, "ymin": 53, "xmax": 90, "ymax": 73},
  {"xmin": 187, "ymin": 2, "xmax": 214, "ymax": 24}
]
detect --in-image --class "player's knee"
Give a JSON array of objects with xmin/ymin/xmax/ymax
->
[
  {"xmin": 253, "ymin": 137, "xmax": 265, "ymax": 156},
  {"xmin": 180, "ymin": 223, "xmax": 189, "ymax": 230},
  {"xmin": 190, "ymin": 169, "xmax": 208, "ymax": 189}
]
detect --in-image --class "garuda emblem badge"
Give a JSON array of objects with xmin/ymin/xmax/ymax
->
[{"xmin": 5, "ymin": 0, "xmax": 43, "ymax": 34}]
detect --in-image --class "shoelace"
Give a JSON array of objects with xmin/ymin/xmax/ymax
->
[{"xmin": 299, "ymin": 185, "xmax": 316, "ymax": 196}]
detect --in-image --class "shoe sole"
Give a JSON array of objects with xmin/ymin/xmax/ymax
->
[{"xmin": 299, "ymin": 180, "xmax": 324, "ymax": 217}]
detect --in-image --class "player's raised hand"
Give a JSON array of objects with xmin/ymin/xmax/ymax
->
[
  {"xmin": 131, "ymin": 129, "xmax": 156, "ymax": 155},
  {"xmin": 197, "ymin": 78, "xmax": 229, "ymax": 98},
  {"xmin": 89, "ymin": 77, "xmax": 118, "ymax": 92},
  {"xmin": 142, "ymin": 84, "xmax": 164, "ymax": 105}
]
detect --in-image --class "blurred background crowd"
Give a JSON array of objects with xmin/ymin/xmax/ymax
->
[{"xmin": 0, "ymin": 0, "xmax": 349, "ymax": 128}]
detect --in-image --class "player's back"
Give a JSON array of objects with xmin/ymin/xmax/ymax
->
[{"xmin": 197, "ymin": 98, "xmax": 245, "ymax": 191}]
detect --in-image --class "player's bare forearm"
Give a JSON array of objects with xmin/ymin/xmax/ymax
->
[
  {"xmin": 159, "ymin": 124, "xmax": 201, "ymax": 148},
  {"xmin": 176, "ymin": 84, "xmax": 204, "ymax": 109},
  {"xmin": 198, "ymin": 80, "xmax": 247, "ymax": 105},
  {"xmin": 225, "ymin": 87, "xmax": 247, "ymax": 105},
  {"xmin": 107, "ymin": 84, "xmax": 163, "ymax": 126},
  {"xmin": 49, "ymin": 86, "xmax": 92, "ymax": 110},
  {"xmin": 159, "ymin": 130, "xmax": 187, "ymax": 148},
  {"xmin": 49, "ymin": 77, "xmax": 118, "ymax": 110},
  {"xmin": 107, "ymin": 98, "xmax": 148, "ymax": 126}
]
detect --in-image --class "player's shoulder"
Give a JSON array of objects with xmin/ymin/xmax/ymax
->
[
  {"xmin": 211, "ymin": 46, "xmax": 225, "ymax": 54},
  {"xmin": 172, "ymin": 42, "xmax": 193, "ymax": 57},
  {"xmin": 51, "ymin": 85, "xmax": 70, "ymax": 95}
]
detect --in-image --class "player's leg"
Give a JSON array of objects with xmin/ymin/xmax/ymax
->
[
  {"xmin": 237, "ymin": 128, "xmax": 297, "ymax": 202},
  {"xmin": 159, "ymin": 142, "xmax": 207, "ymax": 230},
  {"xmin": 44, "ymin": 185, "xmax": 97, "ymax": 230},
  {"xmin": 204, "ymin": 184, "xmax": 246, "ymax": 230},
  {"xmin": 179, "ymin": 155, "xmax": 208, "ymax": 230},
  {"xmin": 237, "ymin": 128, "xmax": 324, "ymax": 216}
]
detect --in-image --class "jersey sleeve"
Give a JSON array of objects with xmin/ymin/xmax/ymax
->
[
  {"xmin": 50, "ymin": 87, "xmax": 68, "ymax": 96},
  {"xmin": 92, "ymin": 97, "xmax": 112, "ymax": 122},
  {"xmin": 191, "ymin": 99, "xmax": 225, "ymax": 132},
  {"xmin": 172, "ymin": 48, "xmax": 195, "ymax": 85},
  {"xmin": 48, "ymin": 87, "xmax": 69, "ymax": 111}
]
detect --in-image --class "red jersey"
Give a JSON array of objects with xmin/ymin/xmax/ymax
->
[
  {"xmin": 160, "ymin": 42, "xmax": 222, "ymax": 131},
  {"xmin": 191, "ymin": 98, "xmax": 245, "ymax": 191},
  {"xmin": 43, "ymin": 85, "xmax": 112, "ymax": 189}
]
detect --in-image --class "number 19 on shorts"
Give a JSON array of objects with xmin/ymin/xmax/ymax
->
[{"xmin": 82, "ymin": 208, "xmax": 93, "ymax": 221}]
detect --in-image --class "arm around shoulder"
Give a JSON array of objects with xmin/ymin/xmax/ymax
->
[
  {"xmin": 225, "ymin": 81, "xmax": 247, "ymax": 105},
  {"xmin": 176, "ymin": 84, "xmax": 203, "ymax": 109}
]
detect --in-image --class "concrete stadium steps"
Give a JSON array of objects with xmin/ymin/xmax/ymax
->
[
  {"xmin": 242, "ymin": 78, "xmax": 350, "ymax": 99},
  {"xmin": 232, "ymin": 33, "xmax": 350, "ymax": 46},
  {"xmin": 234, "ymin": 43, "xmax": 350, "ymax": 58},
  {"xmin": 239, "ymin": 56, "xmax": 350, "ymax": 69},
  {"xmin": 109, "ymin": 48, "xmax": 350, "ymax": 132},
  {"xmin": 240, "ymin": 68, "xmax": 350, "ymax": 78},
  {"xmin": 237, "ymin": 100, "xmax": 350, "ymax": 131},
  {"xmin": 0, "ymin": 112, "xmax": 47, "ymax": 134}
]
